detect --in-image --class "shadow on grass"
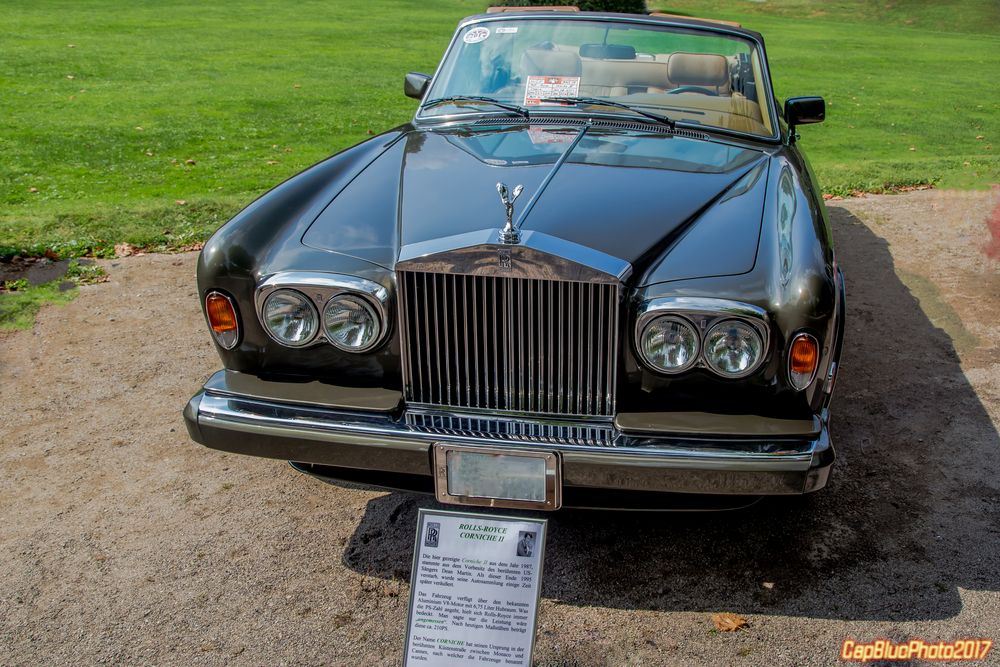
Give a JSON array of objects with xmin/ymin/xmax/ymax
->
[{"xmin": 338, "ymin": 207, "xmax": 1000, "ymax": 621}]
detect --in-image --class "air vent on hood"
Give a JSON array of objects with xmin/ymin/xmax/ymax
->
[{"xmin": 472, "ymin": 116, "xmax": 711, "ymax": 140}]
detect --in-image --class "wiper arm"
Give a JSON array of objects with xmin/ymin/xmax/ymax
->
[
  {"xmin": 421, "ymin": 95, "xmax": 529, "ymax": 119},
  {"xmin": 538, "ymin": 96, "xmax": 675, "ymax": 130}
]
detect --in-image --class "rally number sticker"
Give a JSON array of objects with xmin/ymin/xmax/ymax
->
[{"xmin": 463, "ymin": 27, "xmax": 490, "ymax": 44}]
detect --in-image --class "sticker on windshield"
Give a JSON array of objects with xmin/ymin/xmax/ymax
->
[
  {"xmin": 463, "ymin": 27, "xmax": 490, "ymax": 44},
  {"xmin": 523, "ymin": 76, "xmax": 580, "ymax": 106},
  {"xmin": 495, "ymin": 26, "xmax": 518, "ymax": 34}
]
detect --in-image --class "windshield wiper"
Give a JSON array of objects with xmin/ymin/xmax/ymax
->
[
  {"xmin": 421, "ymin": 95, "xmax": 529, "ymax": 119},
  {"xmin": 538, "ymin": 97, "xmax": 675, "ymax": 130}
]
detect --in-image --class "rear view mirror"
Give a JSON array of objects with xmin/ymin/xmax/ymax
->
[
  {"xmin": 404, "ymin": 72, "xmax": 431, "ymax": 100},
  {"xmin": 784, "ymin": 96, "xmax": 825, "ymax": 129}
]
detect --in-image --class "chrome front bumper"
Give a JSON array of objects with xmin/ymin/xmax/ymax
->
[{"xmin": 184, "ymin": 371, "xmax": 834, "ymax": 505}]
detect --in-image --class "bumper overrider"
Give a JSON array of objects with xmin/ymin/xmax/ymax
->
[{"xmin": 184, "ymin": 370, "xmax": 833, "ymax": 509}]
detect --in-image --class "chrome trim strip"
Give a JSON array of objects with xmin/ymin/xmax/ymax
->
[
  {"xmin": 634, "ymin": 297, "xmax": 770, "ymax": 379},
  {"xmin": 255, "ymin": 271, "xmax": 392, "ymax": 351},
  {"xmin": 824, "ymin": 361, "xmax": 838, "ymax": 395}
]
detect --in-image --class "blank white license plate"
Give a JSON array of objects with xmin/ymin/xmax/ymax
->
[{"xmin": 433, "ymin": 444, "xmax": 561, "ymax": 510}]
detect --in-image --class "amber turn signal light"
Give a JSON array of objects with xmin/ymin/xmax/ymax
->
[
  {"xmin": 205, "ymin": 291, "xmax": 240, "ymax": 349},
  {"xmin": 206, "ymin": 292, "xmax": 237, "ymax": 332},
  {"xmin": 789, "ymin": 333, "xmax": 819, "ymax": 390}
]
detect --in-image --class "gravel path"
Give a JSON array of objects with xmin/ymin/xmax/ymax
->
[{"xmin": 1, "ymin": 190, "xmax": 998, "ymax": 666}]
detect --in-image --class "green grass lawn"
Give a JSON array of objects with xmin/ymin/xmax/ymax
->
[{"xmin": 1, "ymin": 0, "xmax": 998, "ymax": 260}]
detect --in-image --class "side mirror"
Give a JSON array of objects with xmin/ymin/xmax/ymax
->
[
  {"xmin": 784, "ymin": 96, "xmax": 825, "ymax": 130},
  {"xmin": 404, "ymin": 72, "xmax": 431, "ymax": 100}
]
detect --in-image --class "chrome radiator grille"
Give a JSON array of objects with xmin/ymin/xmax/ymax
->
[{"xmin": 397, "ymin": 271, "xmax": 619, "ymax": 417}]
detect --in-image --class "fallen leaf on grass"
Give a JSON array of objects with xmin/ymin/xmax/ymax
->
[
  {"xmin": 66, "ymin": 74, "xmax": 75, "ymax": 80},
  {"xmin": 29, "ymin": 187, "xmax": 39, "ymax": 193},
  {"xmin": 822, "ymin": 193, "xmax": 833, "ymax": 201},
  {"xmin": 114, "ymin": 242, "xmax": 141, "ymax": 258},
  {"xmin": 712, "ymin": 612, "xmax": 748, "ymax": 632},
  {"xmin": 175, "ymin": 199, "xmax": 187, "ymax": 205},
  {"xmin": 67, "ymin": 44, "xmax": 76, "ymax": 48},
  {"xmin": 178, "ymin": 241, "xmax": 205, "ymax": 252},
  {"xmin": 266, "ymin": 160, "xmax": 279, "ymax": 165},
  {"xmin": 185, "ymin": 158, "xmax": 196, "ymax": 166},
  {"xmin": 44, "ymin": 249, "xmax": 60, "ymax": 260}
]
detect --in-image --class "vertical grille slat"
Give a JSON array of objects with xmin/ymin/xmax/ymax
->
[{"xmin": 398, "ymin": 270, "xmax": 618, "ymax": 418}]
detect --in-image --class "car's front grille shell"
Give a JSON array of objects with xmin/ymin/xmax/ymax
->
[{"xmin": 397, "ymin": 270, "xmax": 619, "ymax": 417}]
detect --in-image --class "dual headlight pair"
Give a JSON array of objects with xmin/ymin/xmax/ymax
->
[
  {"xmin": 261, "ymin": 288, "xmax": 381, "ymax": 352},
  {"xmin": 638, "ymin": 314, "xmax": 765, "ymax": 378}
]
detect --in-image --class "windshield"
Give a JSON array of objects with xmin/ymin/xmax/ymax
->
[{"xmin": 420, "ymin": 18, "xmax": 776, "ymax": 138}]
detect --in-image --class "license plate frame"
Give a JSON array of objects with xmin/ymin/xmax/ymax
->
[{"xmin": 432, "ymin": 444, "xmax": 562, "ymax": 511}]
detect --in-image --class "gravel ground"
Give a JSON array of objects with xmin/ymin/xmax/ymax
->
[{"xmin": 1, "ymin": 190, "xmax": 998, "ymax": 666}]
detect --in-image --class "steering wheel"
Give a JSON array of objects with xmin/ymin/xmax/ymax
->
[{"xmin": 668, "ymin": 86, "xmax": 718, "ymax": 96}]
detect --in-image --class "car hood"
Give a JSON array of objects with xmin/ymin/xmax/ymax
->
[{"xmin": 303, "ymin": 125, "xmax": 769, "ymax": 280}]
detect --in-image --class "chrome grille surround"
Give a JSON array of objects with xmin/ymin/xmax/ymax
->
[{"xmin": 395, "ymin": 229, "xmax": 630, "ymax": 419}]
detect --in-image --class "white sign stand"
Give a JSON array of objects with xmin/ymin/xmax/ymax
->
[{"xmin": 403, "ymin": 508, "xmax": 547, "ymax": 666}]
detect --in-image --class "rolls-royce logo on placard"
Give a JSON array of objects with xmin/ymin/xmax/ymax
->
[{"xmin": 498, "ymin": 249, "xmax": 512, "ymax": 270}]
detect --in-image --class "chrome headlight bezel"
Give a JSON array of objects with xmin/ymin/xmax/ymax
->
[
  {"xmin": 255, "ymin": 272, "xmax": 391, "ymax": 352},
  {"xmin": 634, "ymin": 297, "xmax": 770, "ymax": 379}
]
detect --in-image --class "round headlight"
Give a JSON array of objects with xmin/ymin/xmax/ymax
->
[
  {"xmin": 262, "ymin": 289, "xmax": 318, "ymax": 347},
  {"xmin": 639, "ymin": 315, "xmax": 699, "ymax": 373},
  {"xmin": 323, "ymin": 294, "xmax": 381, "ymax": 352},
  {"xmin": 704, "ymin": 319, "xmax": 764, "ymax": 376}
]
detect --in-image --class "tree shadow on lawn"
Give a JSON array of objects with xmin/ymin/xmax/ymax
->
[{"xmin": 340, "ymin": 207, "xmax": 1000, "ymax": 622}]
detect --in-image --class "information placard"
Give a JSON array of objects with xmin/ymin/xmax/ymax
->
[{"xmin": 403, "ymin": 509, "xmax": 547, "ymax": 666}]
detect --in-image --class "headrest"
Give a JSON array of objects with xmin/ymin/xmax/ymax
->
[
  {"xmin": 520, "ymin": 47, "xmax": 582, "ymax": 77},
  {"xmin": 579, "ymin": 43, "xmax": 637, "ymax": 60},
  {"xmin": 667, "ymin": 53, "xmax": 729, "ymax": 86},
  {"xmin": 581, "ymin": 60, "xmax": 671, "ymax": 89}
]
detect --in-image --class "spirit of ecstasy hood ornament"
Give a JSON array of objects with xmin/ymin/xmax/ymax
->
[{"xmin": 496, "ymin": 182, "xmax": 524, "ymax": 244}]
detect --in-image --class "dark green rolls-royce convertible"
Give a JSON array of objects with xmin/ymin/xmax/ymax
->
[{"xmin": 183, "ymin": 7, "xmax": 845, "ymax": 510}]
